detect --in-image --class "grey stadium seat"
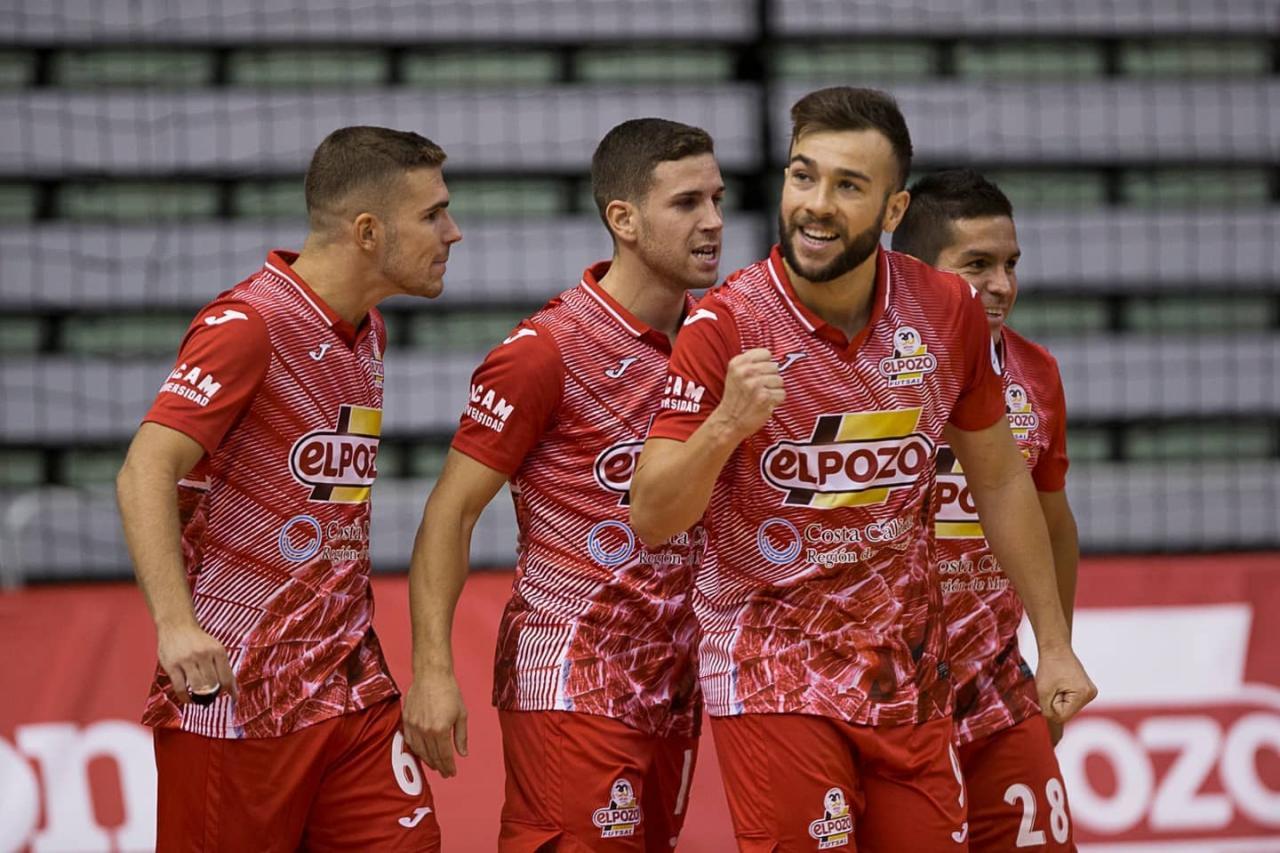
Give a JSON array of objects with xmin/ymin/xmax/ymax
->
[
  {"xmin": 0, "ymin": 218, "xmax": 771, "ymax": 309},
  {"xmin": 2, "ymin": 212, "xmax": 1272, "ymax": 311},
  {"xmin": 0, "ymin": 0, "xmax": 756, "ymax": 43},
  {"xmin": 3, "ymin": 337, "xmax": 1278, "ymax": 444},
  {"xmin": 774, "ymin": 0, "xmax": 1279, "ymax": 36},
  {"xmin": 2, "ymin": 87, "xmax": 761, "ymax": 175},
  {"xmin": 774, "ymin": 82, "xmax": 1279, "ymax": 165}
]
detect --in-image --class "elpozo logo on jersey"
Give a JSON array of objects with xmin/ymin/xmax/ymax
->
[
  {"xmin": 878, "ymin": 325, "xmax": 937, "ymax": 387},
  {"xmin": 761, "ymin": 408, "xmax": 934, "ymax": 508},
  {"xmin": 289, "ymin": 404, "xmax": 381, "ymax": 502},
  {"xmin": 1005, "ymin": 382, "xmax": 1039, "ymax": 440},
  {"xmin": 594, "ymin": 438, "xmax": 644, "ymax": 506},
  {"xmin": 934, "ymin": 446, "xmax": 983, "ymax": 540}
]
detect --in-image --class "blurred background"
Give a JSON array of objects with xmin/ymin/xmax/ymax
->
[{"xmin": 1, "ymin": 1, "xmax": 1277, "ymax": 850}]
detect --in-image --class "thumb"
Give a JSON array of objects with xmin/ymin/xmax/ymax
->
[{"xmin": 455, "ymin": 714, "xmax": 469, "ymax": 757}]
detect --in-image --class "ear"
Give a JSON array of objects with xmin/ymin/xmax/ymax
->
[
  {"xmin": 880, "ymin": 189, "xmax": 912, "ymax": 234},
  {"xmin": 352, "ymin": 212, "xmax": 379, "ymax": 251},
  {"xmin": 604, "ymin": 199, "xmax": 639, "ymax": 245}
]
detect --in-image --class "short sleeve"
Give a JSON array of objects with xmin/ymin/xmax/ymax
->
[
  {"xmin": 1032, "ymin": 361, "xmax": 1070, "ymax": 492},
  {"xmin": 948, "ymin": 290, "xmax": 1006, "ymax": 432},
  {"xmin": 450, "ymin": 321, "xmax": 564, "ymax": 476},
  {"xmin": 142, "ymin": 301, "xmax": 270, "ymax": 455},
  {"xmin": 647, "ymin": 297, "xmax": 740, "ymax": 442}
]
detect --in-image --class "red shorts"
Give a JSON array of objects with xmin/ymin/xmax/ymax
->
[
  {"xmin": 154, "ymin": 697, "xmax": 439, "ymax": 852},
  {"xmin": 958, "ymin": 714, "xmax": 1075, "ymax": 852},
  {"xmin": 498, "ymin": 710, "xmax": 698, "ymax": 852},
  {"xmin": 711, "ymin": 714, "xmax": 969, "ymax": 851}
]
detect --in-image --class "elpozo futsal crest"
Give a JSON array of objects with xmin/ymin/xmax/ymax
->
[
  {"xmin": 1005, "ymin": 382, "xmax": 1039, "ymax": 440},
  {"xmin": 878, "ymin": 325, "xmax": 937, "ymax": 387},
  {"xmin": 761, "ymin": 408, "xmax": 934, "ymax": 508}
]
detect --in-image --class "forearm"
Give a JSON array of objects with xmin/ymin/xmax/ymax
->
[
  {"xmin": 1046, "ymin": 510, "xmax": 1079, "ymax": 632},
  {"xmin": 117, "ymin": 461, "xmax": 196, "ymax": 630},
  {"xmin": 408, "ymin": 498, "xmax": 478, "ymax": 678},
  {"xmin": 631, "ymin": 417, "xmax": 741, "ymax": 546},
  {"xmin": 970, "ymin": 473, "xmax": 1072, "ymax": 652}
]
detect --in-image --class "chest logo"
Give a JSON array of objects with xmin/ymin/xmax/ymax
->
[
  {"xmin": 878, "ymin": 325, "xmax": 937, "ymax": 387},
  {"xmin": 777, "ymin": 351, "xmax": 808, "ymax": 373},
  {"xmin": 1005, "ymin": 382, "xmax": 1039, "ymax": 439},
  {"xmin": 604, "ymin": 356, "xmax": 640, "ymax": 379},
  {"xmin": 309, "ymin": 342, "xmax": 332, "ymax": 361},
  {"xmin": 761, "ymin": 408, "xmax": 934, "ymax": 509},
  {"xmin": 594, "ymin": 439, "xmax": 644, "ymax": 505},
  {"xmin": 289, "ymin": 404, "xmax": 382, "ymax": 503}
]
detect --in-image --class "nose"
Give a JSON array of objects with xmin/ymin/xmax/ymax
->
[
  {"xmin": 802, "ymin": 183, "xmax": 836, "ymax": 220},
  {"xmin": 444, "ymin": 212, "xmax": 462, "ymax": 244},
  {"xmin": 701, "ymin": 198, "xmax": 724, "ymax": 233},
  {"xmin": 986, "ymin": 266, "xmax": 1013, "ymax": 297}
]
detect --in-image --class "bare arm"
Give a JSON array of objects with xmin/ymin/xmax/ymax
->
[
  {"xmin": 402, "ymin": 449, "xmax": 508, "ymax": 777},
  {"xmin": 631, "ymin": 348, "xmax": 783, "ymax": 546},
  {"xmin": 1037, "ymin": 489, "xmax": 1078, "ymax": 631},
  {"xmin": 945, "ymin": 419, "xmax": 1096, "ymax": 722},
  {"xmin": 116, "ymin": 422, "xmax": 236, "ymax": 700}
]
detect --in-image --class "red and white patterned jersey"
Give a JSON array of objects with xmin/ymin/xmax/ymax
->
[
  {"xmin": 937, "ymin": 325, "xmax": 1069, "ymax": 744},
  {"xmin": 140, "ymin": 250, "xmax": 396, "ymax": 739},
  {"xmin": 451, "ymin": 263, "xmax": 704, "ymax": 738},
  {"xmin": 649, "ymin": 246, "xmax": 1004, "ymax": 726}
]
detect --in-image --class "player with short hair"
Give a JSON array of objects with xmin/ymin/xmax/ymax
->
[
  {"xmin": 402, "ymin": 118, "xmax": 722, "ymax": 850},
  {"xmin": 630, "ymin": 87, "xmax": 1096, "ymax": 850},
  {"xmin": 117, "ymin": 125, "xmax": 461, "ymax": 851},
  {"xmin": 893, "ymin": 168, "xmax": 1079, "ymax": 851}
]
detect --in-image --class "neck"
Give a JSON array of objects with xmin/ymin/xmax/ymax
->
[
  {"xmin": 596, "ymin": 252, "xmax": 689, "ymax": 341},
  {"xmin": 290, "ymin": 238, "xmax": 382, "ymax": 328},
  {"xmin": 784, "ymin": 250, "xmax": 879, "ymax": 339}
]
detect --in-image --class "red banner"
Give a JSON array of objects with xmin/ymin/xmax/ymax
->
[{"xmin": 2, "ymin": 556, "xmax": 1278, "ymax": 850}]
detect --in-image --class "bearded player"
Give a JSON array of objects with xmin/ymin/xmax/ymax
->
[{"xmin": 631, "ymin": 87, "xmax": 1095, "ymax": 850}]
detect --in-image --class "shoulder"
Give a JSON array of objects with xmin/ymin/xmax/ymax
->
[
  {"xmin": 886, "ymin": 249, "xmax": 975, "ymax": 308},
  {"xmin": 1004, "ymin": 326, "xmax": 1062, "ymax": 378},
  {"xmin": 186, "ymin": 297, "xmax": 269, "ymax": 343}
]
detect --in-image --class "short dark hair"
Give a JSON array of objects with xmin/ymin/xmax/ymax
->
[
  {"xmin": 591, "ymin": 118, "xmax": 715, "ymax": 232},
  {"xmin": 789, "ymin": 87, "xmax": 914, "ymax": 191},
  {"xmin": 892, "ymin": 169, "xmax": 1014, "ymax": 265},
  {"xmin": 304, "ymin": 126, "xmax": 447, "ymax": 228}
]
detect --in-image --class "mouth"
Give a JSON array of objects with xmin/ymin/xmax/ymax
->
[
  {"xmin": 692, "ymin": 244, "xmax": 719, "ymax": 268},
  {"xmin": 796, "ymin": 224, "xmax": 840, "ymax": 252}
]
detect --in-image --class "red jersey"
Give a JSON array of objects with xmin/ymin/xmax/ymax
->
[
  {"xmin": 451, "ymin": 263, "xmax": 704, "ymax": 738},
  {"xmin": 140, "ymin": 251, "xmax": 397, "ymax": 738},
  {"xmin": 937, "ymin": 325, "xmax": 1069, "ymax": 745},
  {"xmin": 649, "ymin": 246, "xmax": 1004, "ymax": 726}
]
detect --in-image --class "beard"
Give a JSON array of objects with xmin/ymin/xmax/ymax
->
[{"xmin": 778, "ymin": 196, "xmax": 889, "ymax": 284}]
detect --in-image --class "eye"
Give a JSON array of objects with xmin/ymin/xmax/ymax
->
[
  {"xmin": 967, "ymin": 259, "xmax": 988, "ymax": 271},
  {"xmin": 838, "ymin": 179, "xmax": 858, "ymax": 192},
  {"xmin": 791, "ymin": 170, "xmax": 812, "ymax": 184}
]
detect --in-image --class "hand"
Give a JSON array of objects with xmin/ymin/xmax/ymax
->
[
  {"xmin": 1035, "ymin": 646, "xmax": 1097, "ymax": 725},
  {"xmin": 711, "ymin": 348, "xmax": 785, "ymax": 441},
  {"xmin": 157, "ymin": 619, "xmax": 237, "ymax": 704},
  {"xmin": 402, "ymin": 670, "xmax": 469, "ymax": 778}
]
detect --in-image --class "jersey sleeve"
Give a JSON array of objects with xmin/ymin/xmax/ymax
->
[
  {"xmin": 1032, "ymin": 359, "xmax": 1070, "ymax": 491},
  {"xmin": 142, "ymin": 301, "xmax": 270, "ymax": 455},
  {"xmin": 948, "ymin": 288, "xmax": 1006, "ymax": 432},
  {"xmin": 450, "ymin": 321, "xmax": 564, "ymax": 477},
  {"xmin": 647, "ymin": 297, "xmax": 740, "ymax": 442}
]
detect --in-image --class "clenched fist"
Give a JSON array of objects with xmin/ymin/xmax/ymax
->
[{"xmin": 711, "ymin": 348, "xmax": 785, "ymax": 441}]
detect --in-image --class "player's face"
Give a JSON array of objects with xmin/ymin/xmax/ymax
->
[
  {"xmin": 380, "ymin": 167, "xmax": 463, "ymax": 300},
  {"xmin": 633, "ymin": 153, "xmax": 724, "ymax": 290},
  {"xmin": 933, "ymin": 216, "xmax": 1020, "ymax": 340},
  {"xmin": 779, "ymin": 129, "xmax": 908, "ymax": 284}
]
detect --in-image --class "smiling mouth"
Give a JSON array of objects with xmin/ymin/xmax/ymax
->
[
  {"xmin": 798, "ymin": 225, "xmax": 838, "ymax": 243},
  {"xmin": 692, "ymin": 245, "xmax": 719, "ymax": 261}
]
